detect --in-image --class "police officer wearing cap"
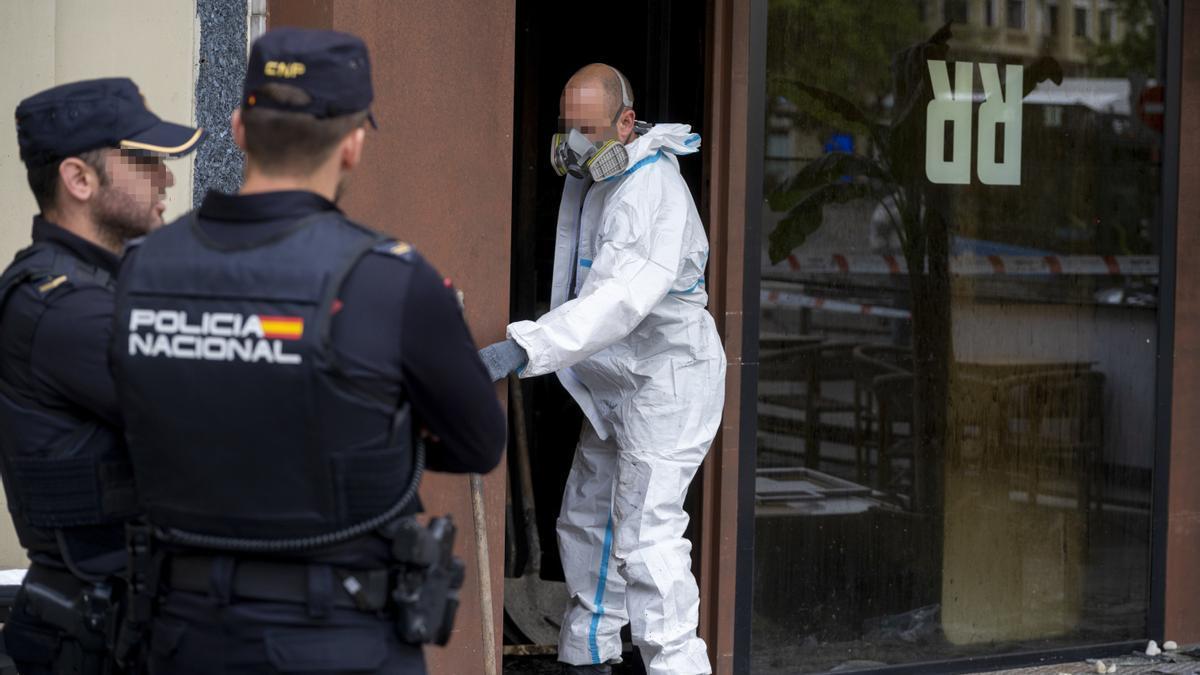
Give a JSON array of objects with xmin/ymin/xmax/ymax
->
[
  {"xmin": 0, "ymin": 79, "xmax": 203, "ymax": 673},
  {"xmin": 110, "ymin": 28, "xmax": 506, "ymax": 674}
]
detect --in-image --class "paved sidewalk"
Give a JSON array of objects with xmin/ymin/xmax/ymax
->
[
  {"xmin": 505, "ymin": 646, "xmax": 1200, "ymax": 673},
  {"xmin": 969, "ymin": 649, "xmax": 1200, "ymax": 675}
]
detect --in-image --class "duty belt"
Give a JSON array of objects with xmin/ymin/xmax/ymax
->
[{"xmin": 165, "ymin": 556, "xmax": 391, "ymax": 612}]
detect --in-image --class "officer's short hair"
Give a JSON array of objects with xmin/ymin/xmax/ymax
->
[
  {"xmin": 241, "ymin": 83, "xmax": 369, "ymax": 175},
  {"xmin": 26, "ymin": 149, "xmax": 110, "ymax": 213}
]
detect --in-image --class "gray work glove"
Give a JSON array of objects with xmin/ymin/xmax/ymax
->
[{"xmin": 478, "ymin": 339, "xmax": 528, "ymax": 382}]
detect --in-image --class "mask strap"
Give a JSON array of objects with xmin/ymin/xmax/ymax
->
[
  {"xmin": 607, "ymin": 65, "xmax": 635, "ymax": 143},
  {"xmin": 607, "ymin": 66, "xmax": 632, "ymax": 108}
]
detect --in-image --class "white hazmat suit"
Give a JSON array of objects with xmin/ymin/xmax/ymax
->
[{"xmin": 508, "ymin": 123, "xmax": 725, "ymax": 675}]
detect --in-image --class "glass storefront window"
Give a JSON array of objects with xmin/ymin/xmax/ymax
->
[{"xmin": 752, "ymin": 0, "xmax": 1167, "ymax": 671}]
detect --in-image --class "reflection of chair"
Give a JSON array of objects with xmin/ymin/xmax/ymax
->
[
  {"xmin": 870, "ymin": 372, "xmax": 915, "ymax": 499},
  {"xmin": 852, "ymin": 344, "xmax": 913, "ymax": 375},
  {"xmin": 759, "ymin": 332, "xmax": 825, "ymax": 357},
  {"xmin": 949, "ymin": 368, "xmax": 1105, "ymax": 513},
  {"xmin": 997, "ymin": 370, "xmax": 1104, "ymax": 513},
  {"xmin": 758, "ymin": 339, "xmax": 858, "ymax": 470},
  {"xmin": 851, "ymin": 345, "xmax": 914, "ymax": 496}
]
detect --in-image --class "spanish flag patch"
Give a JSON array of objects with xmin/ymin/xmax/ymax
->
[{"xmin": 258, "ymin": 315, "xmax": 304, "ymax": 341}]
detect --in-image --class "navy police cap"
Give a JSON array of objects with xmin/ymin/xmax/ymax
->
[
  {"xmin": 15, "ymin": 78, "xmax": 204, "ymax": 166},
  {"xmin": 243, "ymin": 27, "xmax": 376, "ymax": 126}
]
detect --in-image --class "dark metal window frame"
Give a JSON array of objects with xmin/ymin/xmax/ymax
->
[
  {"xmin": 733, "ymin": 0, "xmax": 1183, "ymax": 671},
  {"xmin": 732, "ymin": 0, "xmax": 766, "ymax": 672}
]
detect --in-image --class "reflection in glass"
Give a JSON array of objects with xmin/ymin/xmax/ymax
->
[
  {"xmin": 945, "ymin": 0, "xmax": 969, "ymax": 24},
  {"xmin": 1008, "ymin": 0, "xmax": 1028, "ymax": 29},
  {"xmin": 1048, "ymin": 4, "xmax": 1061, "ymax": 36},
  {"xmin": 1076, "ymin": 7, "xmax": 1091, "ymax": 37},
  {"xmin": 753, "ymin": 0, "xmax": 1164, "ymax": 672}
]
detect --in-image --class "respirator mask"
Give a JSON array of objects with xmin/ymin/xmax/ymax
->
[{"xmin": 551, "ymin": 128, "xmax": 630, "ymax": 182}]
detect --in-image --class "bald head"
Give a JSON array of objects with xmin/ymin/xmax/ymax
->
[
  {"xmin": 565, "ymin": 63, "xmax": 633, "ymax": 119},
  {"xmin": 560, "ymin": 63, "xmax": 636, "ymax": 145}
]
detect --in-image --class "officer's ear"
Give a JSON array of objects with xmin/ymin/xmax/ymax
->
[
  {"xmin": 231, "ymin": 108, "xmax": 247, "ymax": 152},
  {"xmin": 58, "ymin": 155, "xmax": 103, "ymax": 205},
  {"xmin": 339, "ymin": 126, "xmax": 367, "ymax": 172}
]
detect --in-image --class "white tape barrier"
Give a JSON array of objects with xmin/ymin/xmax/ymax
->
[
  {"xmin": 777, "ymin": 254, "xmax": 1159, "ymax": 276},
  {"xmin": 762, "ymin": 288, "xmax": 912, "ymax": 320}
]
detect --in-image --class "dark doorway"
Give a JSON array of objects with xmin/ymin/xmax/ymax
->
[{"xmin": 505, "ymin": 0, "xmax": 708, "ymax": 670}]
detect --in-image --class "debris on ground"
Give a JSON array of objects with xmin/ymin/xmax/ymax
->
[
  {"xmin": 965, "ymin": 643, "xmax": 1200, "ymax": 675},
  {"xmin": 862, "ymin": 604, "xmax": 941, "ymax": 644}
]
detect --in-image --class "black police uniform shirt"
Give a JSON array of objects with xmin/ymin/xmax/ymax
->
[
  {"xmin": 0, "ymin": 218, "xmax": 127, "ymax": 573},
  {"xmin": 116, "ymin": 190, "xmax": 506, "ymax": 566}
]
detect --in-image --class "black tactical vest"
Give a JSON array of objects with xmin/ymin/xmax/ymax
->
[
  {"xmin": 113, "ymin": 211, "xmax": 417, "ymax": 541},
  {"xmin": 0, "ymin": 242, "xmax": 137, "ymax": 553}
]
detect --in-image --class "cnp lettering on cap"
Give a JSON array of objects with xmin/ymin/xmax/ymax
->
[{"xmin": 264, "ymin": 61, "xmax": 306, "ymax": 78}]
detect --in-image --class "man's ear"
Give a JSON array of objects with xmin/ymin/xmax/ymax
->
[
  {"xmin": 340, "ymin": 127, "xmax": 367, "ymax": 171},
  {"xmin": 231, "ymin": 108, "xmax": 247, "ymax": 151},
  {"xmin": 57, "ymin": 156, "xmax": 101, "ymax": 204},
  {"xmin": 618, "ymin": 108, "xmax": 637, "ymax": 143}
]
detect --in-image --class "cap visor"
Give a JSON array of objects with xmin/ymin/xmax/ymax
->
[{"xmin": 119, "ymin": 121, "xmax": 205, "ymax": 157}]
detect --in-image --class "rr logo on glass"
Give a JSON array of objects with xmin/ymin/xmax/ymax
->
[{"xmin": 925, "ymin": 60, "xmax": 1022, "ymax": 186}]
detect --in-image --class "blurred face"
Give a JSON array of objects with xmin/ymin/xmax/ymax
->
[
  {"xmin": 94, "ymin": 149, "xmax": 175, "ymax": 242},
  {"xmin": 560, "ymin": 84, "xmax": 629, "ymax": 145}
]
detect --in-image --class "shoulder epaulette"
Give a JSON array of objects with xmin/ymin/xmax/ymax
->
[
  {"xmin": 35, "ymin": 274, "xmax": 70, "ymax": 295},
  {"xmin": 372, "ymin": 240, "xmax": 416, "ymax": 260}
]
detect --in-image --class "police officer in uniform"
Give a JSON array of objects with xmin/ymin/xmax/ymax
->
[
  {"xmin": 0, "ymin": 79, "xmax": 203, "ymax": 673},
  {"xmin": 110, "ymin": 28, "xmax": 506, "ymax": 674}
]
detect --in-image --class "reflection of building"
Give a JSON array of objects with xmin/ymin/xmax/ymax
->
[{"xmin": 923, "ymin": 0, "xmax": 1131, "ymax": 73}]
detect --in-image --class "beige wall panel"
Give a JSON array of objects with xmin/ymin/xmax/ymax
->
[
  {"xmin": 0, "ymin": 1, "xmax": 57, "ymax": 286},
  {"xmin": 0, "ymin": 0, "xmax": 202, "ymax": 570}
]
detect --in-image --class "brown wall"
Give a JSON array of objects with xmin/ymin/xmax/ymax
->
[
  {"xmin": 697, "ymin": 0, "xmax": 751, "ymax": 673},
  {"xmin": 268, "ymin": 2, "xmax": 515, "ymax": 672},
  {"xmin": 1166, "ymin": 0, "xmax": 1200, "ymax": 645}
]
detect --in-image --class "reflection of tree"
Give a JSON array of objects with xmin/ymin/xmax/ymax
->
[
  {"xmin": 767, "ymin": 0, "xmax": 923, "ymax": 123},
  {"xmin": 1088, "ymin": 0, "xmax": 1157, "ymax": 77},
  {"xmin": 767, "ymin": 23, "xmax": 955, "ymax": 534}
]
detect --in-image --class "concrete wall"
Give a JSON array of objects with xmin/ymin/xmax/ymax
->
[{"xmin": 0, "ymin": 0, "xmax": 206, "ymax": 569}]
